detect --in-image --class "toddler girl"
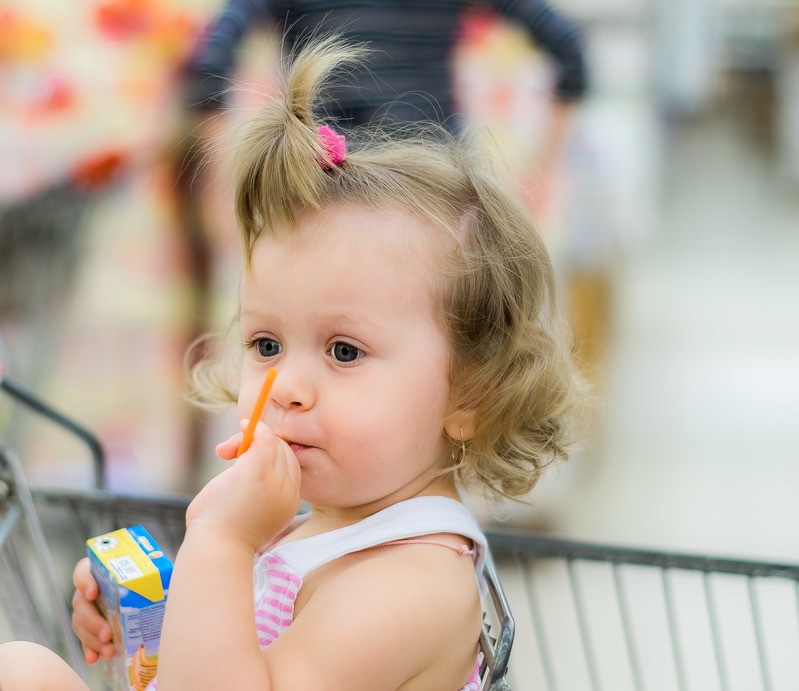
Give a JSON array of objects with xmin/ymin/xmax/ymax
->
[{"xmin": 0, "ymin": 35, "xmax": 584, "ymax": 690}]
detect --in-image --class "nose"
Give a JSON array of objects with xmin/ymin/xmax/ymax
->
[{"xmin": 268, "ymin": 358, "xmax": 315, "ymax": 412}]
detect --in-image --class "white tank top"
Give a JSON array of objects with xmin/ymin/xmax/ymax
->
[{"xmin": 252, "ymin": 496, "xmax": 488, "ymax": 689}]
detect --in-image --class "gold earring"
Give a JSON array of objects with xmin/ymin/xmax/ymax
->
[{"xmin": 451, "ymin": 426, "xmax": 467, "ymax": 468}]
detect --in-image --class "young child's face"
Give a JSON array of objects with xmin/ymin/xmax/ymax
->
[{"xmin": 237, "ymin": 203, "xmax": 456, "ymax": 513}]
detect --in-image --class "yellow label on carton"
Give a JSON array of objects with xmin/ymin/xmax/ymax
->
[{"xmin": 89, "ymin": 529, "xmax": 164, "ymax": 602}]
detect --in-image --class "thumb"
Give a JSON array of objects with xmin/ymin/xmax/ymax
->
[
  {"xmin": 215, "ymin": 422, "xmax": 247, "ymax": 461},
  {"xmin": 275, "ymin": 438, "xmax": 300, "ymax": 482}
]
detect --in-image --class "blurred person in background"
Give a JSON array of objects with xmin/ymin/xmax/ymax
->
[{"xmin": 182, "ymin": 0, "xmax": 587, "ymax": 129}]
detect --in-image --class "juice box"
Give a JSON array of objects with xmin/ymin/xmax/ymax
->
[{"xmin": 86, "ymin": 526, "xmax": 173, "ymax": 691}]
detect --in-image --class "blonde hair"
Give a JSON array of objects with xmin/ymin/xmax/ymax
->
[{"xmin": 190, "ymin": 35, "xmax": 588, "ymax": 500}]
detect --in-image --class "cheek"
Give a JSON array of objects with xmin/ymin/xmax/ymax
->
[
  {"xmin": 236, "ymin": 396, "xmax": 250, "ymax": 421},
  {"xmin": 390, "ymin": 376, "xmax": 451, "ymax": 447},
  {"xmin": 236, "ymin": 371, "xmax": 259, "ymax": 420}
]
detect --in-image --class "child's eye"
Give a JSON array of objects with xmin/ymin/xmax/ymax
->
[
  {"xmin": 254, "ymin": 338, "xmax": 282, "ymax": 358},
  {"xmin": 329, "ymin": 341, "xmax": 363, "ymax": 363}
]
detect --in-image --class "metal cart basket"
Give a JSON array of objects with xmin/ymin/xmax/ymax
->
[{"xmin": 487, "ymin": 531, "xmax": 799, "ymax": 691}]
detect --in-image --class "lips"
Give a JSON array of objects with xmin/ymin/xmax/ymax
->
[{"xmin": 278, "ymin": 435, "xmax": 312, "ymax": 456}]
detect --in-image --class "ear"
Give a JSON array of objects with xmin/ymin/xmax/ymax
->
[{"xmin": 444, "ymin": 408, "xmax": 476, "ymax": 441}]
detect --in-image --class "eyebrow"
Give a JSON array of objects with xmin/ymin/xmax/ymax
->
[
  {"xmin": 238, "ymin": 309, "xmax": 387, "ymax": 335},
  {"xmin": 326, "ymin": 310, "xmax": 385, "ymax": 330}
]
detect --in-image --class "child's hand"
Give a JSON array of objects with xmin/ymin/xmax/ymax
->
[
  {"xmin": 71, "ymin": 557, "xmax": 115, "ymax": 664},
  {"xmin": 186, "ymin": 420, "xmax": 301, "ymax": 551}
]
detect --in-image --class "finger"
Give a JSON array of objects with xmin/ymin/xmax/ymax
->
[
  {"xmin": 79, "ymin": 635, "xmax": 113, "ymax": 664},
  {"xmin": 230, "ymin": 420, "xmax": 275, "ymax": 461},
  {"xmin": 83, "ymin": 647, "xmax": 99, "ymax": 666},
  {"xmin": 72, "ymin": 595, "xmax": 111, "ymax": 643},
  {"xmin": 247, "ymin": 422, "xmax": 278, "ymax": 465},
  {"xmin": 275, "ymin": 438, "xmax": 300, "ymax": 482},
  {"xmin": 251, "ymin": 420, "xmax": 276, "ymax": 444},
  {"xmin": 72, "ymin": 617, "xmax": 111, "ymax": 658},
  {"xmin": 215, "ymin": 430, "xmax": 244, "ymax": 461},
  {"xmin": 72, "ymin": 558, "xmax": 98, "ymax": 600},
  {"xmin": 71, "ymin": 609, "xmax": 111, "ymax": 648},
  {"xmin": 72, "ymin": 593, "xmax": 111, "ymax": 645}
]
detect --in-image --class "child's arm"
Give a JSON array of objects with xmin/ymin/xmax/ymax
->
[{"xmin": 157, "ymin": 422, "xmax": 301, "ymax": 689}]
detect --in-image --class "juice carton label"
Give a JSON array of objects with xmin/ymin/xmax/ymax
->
[{"xmin": 87, "ymin": 526, "xmax": 173, "ymax": 691}]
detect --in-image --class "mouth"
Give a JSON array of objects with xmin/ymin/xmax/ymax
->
[{"xmin": 278, "ymin": 436, "xmax": 312, "ymax": 456}]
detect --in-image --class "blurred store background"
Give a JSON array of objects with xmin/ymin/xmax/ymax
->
[{"xmin": 1, "ymin": 0, "xmax": 798, "ymax": 570}]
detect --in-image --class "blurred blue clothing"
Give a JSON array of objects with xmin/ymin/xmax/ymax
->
[{"xmin": 185, "ymin": 0, "xmax": 588, "ymax": 127}]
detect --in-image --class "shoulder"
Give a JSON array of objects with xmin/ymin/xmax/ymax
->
[
  {"xmin": 274, "ymin": 540, "xmax": 482, "ymax": 688},
  {"xmin": 326, "ymin": 540, "xmax": 482, "ymax": 652},
  {"xmin": 312, "ymin": 536, "xmax": 481, "ymax": 625}
]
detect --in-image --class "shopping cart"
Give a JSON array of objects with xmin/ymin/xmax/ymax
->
[
  {"xmin": 0, "ymin": 152, "xmax": 129, "ymax": 319},
  {"xmin": 486, "ymin": 527, "xmax": 799, "ymax": 690},
  {"xmin": 0, "ymin": 371, "xmax": 513, "ymax": 690},
  {"xmin": 0, "ymin": 150, "xmax": 129, "ymax": 404}
]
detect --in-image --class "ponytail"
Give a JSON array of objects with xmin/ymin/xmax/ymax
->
[{"xmin": 230, "ymin": 35, "xmax": 367, "ymax": 251}]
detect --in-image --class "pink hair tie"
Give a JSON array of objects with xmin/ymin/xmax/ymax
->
[{"xmin": 317, "ymin": 124, "xmax": 346, "ymax": 168}]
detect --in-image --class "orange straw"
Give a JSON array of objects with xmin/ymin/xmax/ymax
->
[{"xmin": 236, "ymin": 367, "xmax": 278, "ymax": 457}]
